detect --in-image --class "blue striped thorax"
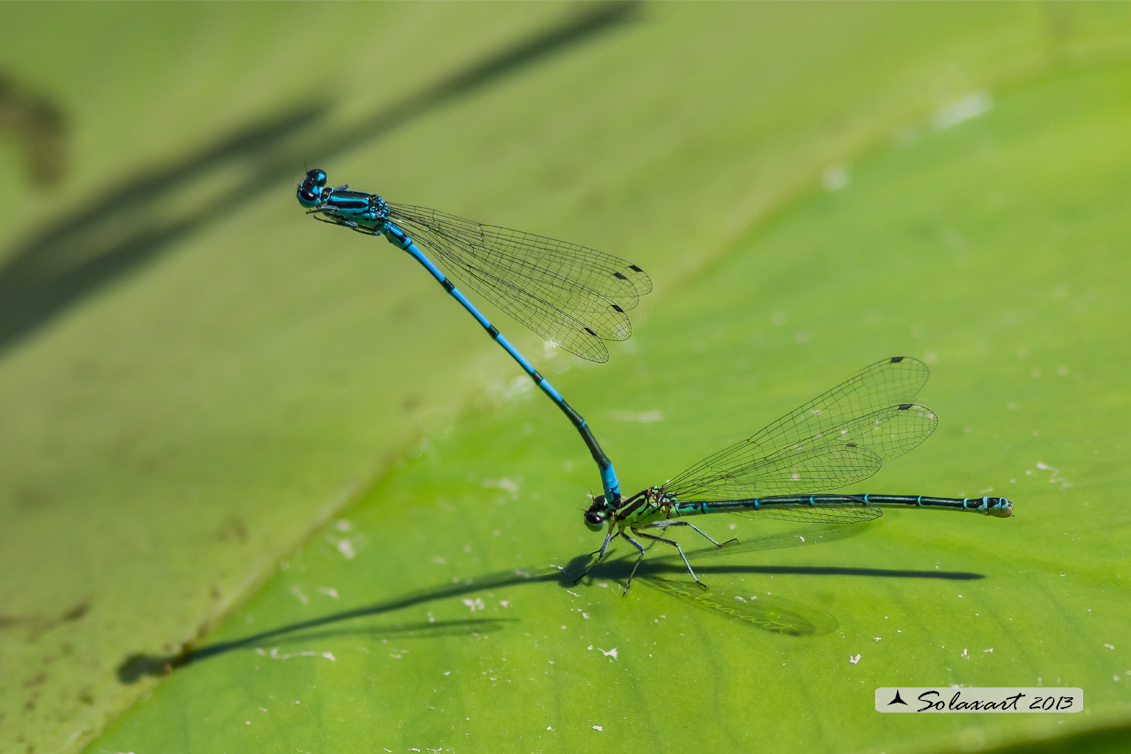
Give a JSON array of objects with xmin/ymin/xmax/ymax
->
[{"xmin": 297, "ymin": 168, "xmax": 391, "ymax": 234}]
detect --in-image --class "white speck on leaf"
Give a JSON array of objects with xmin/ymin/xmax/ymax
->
[
  {"xmin": 481, "ymin": 477, "xmax": 520, "ymax": 496},
  {"xmin": 822, "ymin": 166, "xmax": 849, "ymax": 192},
  {"xmin": 931, "ymin": 91, "xmax": 992, "ymax": 130},
  {"xmin": 608, "ymin": 409, "xmax": 664, "ymax": 423},
  {"xmin": 335, "ymin": 538, "xmax": 356, "ymax": 560},
  {"xmin": 263, "ymin": 648, "xmax": 335, "ymax": 662}
]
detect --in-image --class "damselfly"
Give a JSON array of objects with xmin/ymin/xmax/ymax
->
[
  {"xmin": 297, "ymin": 169, "xmax": 650, "ymax": 500},
  {"xmin": 577, "ymin": 357, "xmax": 1014, "ymax": 594}
]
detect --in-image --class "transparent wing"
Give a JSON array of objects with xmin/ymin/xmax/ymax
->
[
  {"xmin": 388, "ymin": 203, "xmax": 651, "ymax": 362},
  {"xmin": 665, "ymin": 358, "xmax": 936, "ymax": 500},
  {"xmin": 729, "ymin": 501, "xmax": 884, "ymax": 525},
  {"xmin": 670, "ymin": 438, "xmax": 883, "ymax": 500},
  {"xmin": 389, "ymin": 204, "xmax": 652, "ymax": 305},
  {"xmin": 738, "ymin": 356, "xmax": 929, "ymax": 459}
]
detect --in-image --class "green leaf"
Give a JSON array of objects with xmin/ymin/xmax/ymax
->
[
  {"xmin": 93, "ymin": 43, "xmax": 1131, "ymax": 754},
  {"xmin": 1, "ymin": 3, "xmax": 1129, "ymax": 753}
]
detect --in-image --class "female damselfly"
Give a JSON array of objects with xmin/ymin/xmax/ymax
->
[{"xmin": 577, "ymin": 357, "xmax": 1014, "ymax": 594}]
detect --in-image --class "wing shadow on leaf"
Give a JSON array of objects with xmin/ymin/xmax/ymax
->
[
  {"xmin": 118, "ymin": 521, "xmax": 983, "ymax": 682},
  {"xmin": 568, "ymin": 521, "xmax": 985, "ymax": 634}
]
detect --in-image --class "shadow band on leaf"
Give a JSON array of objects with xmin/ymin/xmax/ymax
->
[
  {"xmin": 0, "ymin": 1, "xmax": 640, "ymax": 357},
  {"xmin": 118, "ymin": 523, "xmax": 985, "ymax": 682}
]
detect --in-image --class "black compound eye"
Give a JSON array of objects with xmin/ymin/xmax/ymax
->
[{"xmin": 584, "ymin": 511, "xmax": 604, "ymax": 526}]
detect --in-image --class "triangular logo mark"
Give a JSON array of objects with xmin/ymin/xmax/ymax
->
[{"xmin": 889, "ymin": 689, "xmax": 908, "ymax": 706}]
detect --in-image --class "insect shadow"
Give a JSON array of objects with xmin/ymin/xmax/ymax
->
[
  {"xmin": 570, "ymin": 519, "xmax": 985, "ymax": 633},
  {"xmin": 117, "ymin": 519, "xmax": 984, "ymax": 682}
]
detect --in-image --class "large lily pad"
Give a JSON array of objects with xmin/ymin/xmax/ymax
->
[{"xmin": 1, "ymin": 3, "xmax": 1128, "ymax": 753}]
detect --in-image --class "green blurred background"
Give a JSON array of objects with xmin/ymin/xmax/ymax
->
[{"xmin": 1, "ymin": 2, "xmax": 1129, "ymax": 753}]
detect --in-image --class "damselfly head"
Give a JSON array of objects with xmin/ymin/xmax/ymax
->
[
  {"xmin": 583, "ymin": 495, "xmax": 608, "ymax": 532},
  {"xmin": 297, "ymin": 168, "xmax": 330, "ymax": 208}
]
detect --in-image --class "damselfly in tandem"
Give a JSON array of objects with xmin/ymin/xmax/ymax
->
[
  {"xmin": 297, "ymin": 169, "xmax": 650, "ymax": 501},
  {"xmin": 576, "ymin": 357, "xmax": 1014, "ymax": 594}
]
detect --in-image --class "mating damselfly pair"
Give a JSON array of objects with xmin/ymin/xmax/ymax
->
[{"xmin": 297, "ymin": 169, "xmax": 1013, "ymax": 594}]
